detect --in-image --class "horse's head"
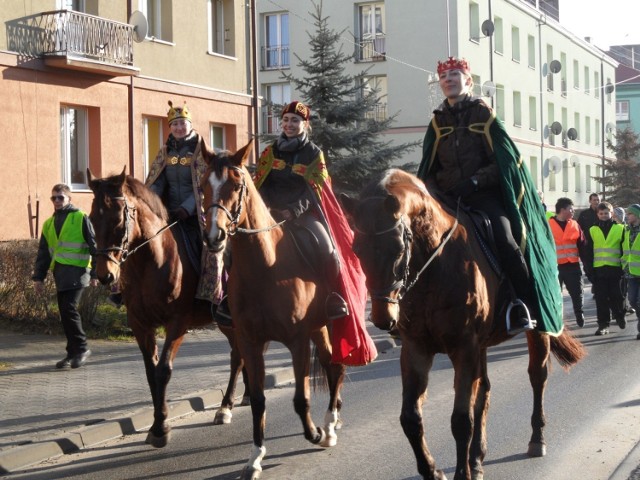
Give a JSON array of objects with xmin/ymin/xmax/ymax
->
[
  {"xmin": 342, "ymin": 192, "xmax": 412, "ymax": 331},
  {"xmin": 201, "ymin": 142, "xmax": 254, "ymax": 252},
  {"xmin": 87, "ymin": 168, "xmax": 132, "ymax": 285}
]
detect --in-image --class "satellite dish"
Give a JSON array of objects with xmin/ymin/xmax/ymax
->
[
  {"xmin": 481, "ymin": 20, "xmax": 495, "ymax": 37},
  {"xmin": 570, "ymin": 155, "xmax": 579, "ymax": 167},
  {"xmin": 548, "ymin": 156, "xmax": 562, "ymax": 174},
  {"xmin": 481, "ymin": 80, "xmax": 496, "ymax": 97},
  {"xmin": 567, "ymin": 127, "xmax": 578, "ymax": 140},
  {"xmin": 605, "ymin": 82, "xmax": 615, "ymax": 94},
  {"xmin": 129, "ymin": 10, "xmax": 148, "ymax": 43},
  {"xmin": 550, "ymin": 121, "xmax": 563, "ymax": 135},
  {"xmin": 549, "ymin": 60, "xmax": 562, "ymax": 74},
  {"xmin": 606, "ymin": 122, "xmax": 616, "ymax": 133}
]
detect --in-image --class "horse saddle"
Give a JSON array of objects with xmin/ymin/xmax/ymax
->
[{"xmin": 285, "ymin": 222, "xmax": 324, "ymax": 281}]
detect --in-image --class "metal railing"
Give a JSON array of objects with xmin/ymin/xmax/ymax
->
[
  {"xmin": 261, "ymin": 45, "xmax": 290, "ymax": 70},
  {"xmin": 357, "ymin": 36, "xmax": 386, "ymax": 62},
  {"xmin": 6, "ymin": 10, "xmax": 134, "ymax": 66},
  {"xmin": 364, "ymin": 103, "xmax": 387, "ymax": 122}
]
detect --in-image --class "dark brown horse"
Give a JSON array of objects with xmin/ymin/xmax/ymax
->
[
  {"xmin": 341, "ymin": 169, "xmax": 586, "ymax": 480},
  {"xmin": 201, "ymin": 143, "xmax": 346, "ymax": 480},
  {"xmin": 87, "ymin": 168, "xmax": 247, "ymax": 448}
]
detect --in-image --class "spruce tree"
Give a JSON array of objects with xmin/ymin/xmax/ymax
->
[
  {"xmin": 597, "ymin": 127, "xmax": 640, "ymax": 206},
  {"xmin": 280, "ymin": 0, "xmax": 419, "ymax": 193}
]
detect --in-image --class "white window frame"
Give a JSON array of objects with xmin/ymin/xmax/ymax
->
[
  {"xmin": 60, "ymin": 105, "xmax": 89, "ymax": 190},
  {"xmin": 528, "ymin": 96, "xmax": 537, "ymax": 131},
  {"xmin": 511, "ymin": 26, "xmax": 520, "ymax": 62},
  {"xmin": 513, "ymin": 91, "xmax": 522, "ymax": 127},
  {"xmin": 616, "ymin": 100, "xmax": 630, "ymax": 121},
  {"xmin": 263, "ymin": 12, "xmax": 289, "ymax": 69},
  {"xmin": 210, "ymin": 124, "xmax": 226, "ymax": 151},
  {"xmin": 57, "ymin": 0, "xmax": 85, "ymax": 11},
  {"xmin": 139, "ymin": 0, "xmax": 172, "ymax": 42},
  {"xmin": 142, "ymin": 116, "xmax": 164, "ymax": 180},
  {"xmin": 263, "ymin": 83, "xmax": 291, "ymax": 134},
  {"xmin": 209, "ymin": 0, "xmax": 234, "ymax": 56}
]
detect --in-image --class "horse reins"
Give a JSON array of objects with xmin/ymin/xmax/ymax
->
[{"xmin": 95, "ymin": 195, "xmax": 177, "ymax": 265}]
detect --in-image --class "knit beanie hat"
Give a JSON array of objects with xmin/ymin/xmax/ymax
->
[
  {"xmin": 627, "ymin": 204, "xmax": 640, "ymax": 218},
  {"xmin": 613, "ymin": 207, "xmax": 625, "ymax": 223}
]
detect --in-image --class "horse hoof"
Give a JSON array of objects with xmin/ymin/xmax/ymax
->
[
  {"xmin": 435, "ymin": 469, "xmax": 448, "ymax": 480},
  {"xmin": 320, "ymin": 432, "xmax": 337, "ymax": 448},
  {"xmin": 472, "ymin": 471, "xmax": 484, "ymax": 480},
  {"xmin": 213, "ymin": 407, "xmax": 232, "ymax": 425},
  {"xmin": 240, "ymin": 466, "xmax": 262, "ymax": 480},
  {"xmin": 145, "ymin": 429, "xmax": 171, "ymax": 448},
  {"xmin": 311, "ymin": 426, "xmax": 326, "ymax": 445},
  {"xmin": 527, "ymin": 441, "xmax": 547, "ymax": 457},
  {"xmin": 335, "ymin": 417, "xmax": 343, "ymax": 430},
  {"xmin": 240, "ymin": 395, "xmax": 251, "ymax": 407}
]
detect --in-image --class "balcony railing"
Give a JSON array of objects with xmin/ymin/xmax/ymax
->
[
  {"xmin": 357, "ymin": 36, "xmax": 386, "ymax": 62},
  {"xmin": 6, "ymin": 10, "xmax": 138, "ymax": 75},
  {"xmin": 364, "ymin": 103, "xmax": 387, "ymax": 122},
  {"xmin": 261, "ymin": 45, "xmax": 290, "ymax": 70}
]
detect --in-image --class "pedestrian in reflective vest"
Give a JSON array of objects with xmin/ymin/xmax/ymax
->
[
  {"xmin": 623, "ymin": 204, "xmax": 640, "ymax": 340},
  {"xmin": 586, "ymin": 202, "xmax": 626, "ymax": 336},
  {"xmin": 548, "ymin": 197, "xmax": 590, "ymax": 327},
  {"xmin": 32, "ymin": 184, "xmax": 98, "ymax": 369}
]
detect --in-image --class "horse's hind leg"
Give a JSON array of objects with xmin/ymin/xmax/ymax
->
[
  {"xmin": 399, "ymin": 343, "xmax": 446, "ymax": 480},
  {"xmin": 311, "ymin": 328, "xmax": 346, "ymax": 447},
  {"xmin": 145, "ymin": 324, "xmax": 186, "ymax": 448},
  {"xmin": 214, "ymin": 326, "xmax": 246, "ymax": 425},
  {"xmin": 469, "ymin": 349, "xmax": 490, "ymax": 480},
  {"xmin": 526, "ymin": 330, "xmax": 550, "ymax": 457}
]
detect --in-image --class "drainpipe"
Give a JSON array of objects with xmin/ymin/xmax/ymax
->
[
  {"xmin": 488, "ymin": 0, "xmax": 494, "ymax": 108},
  {"xmin": 250, "ymin": 0, "xmax": 259, "ymax": 160},
  {"xmin": 127, "ymin": 3, "xmax": 135, "ymax": 177},
  {"xmin": 538, "ymin": 15, "xmax": 546, "ymax": 194},
  {"xmin": 600, "ymin": 59, "xmax": 606, "ymax": 200}
]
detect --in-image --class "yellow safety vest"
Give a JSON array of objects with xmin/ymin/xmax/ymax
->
[
  {"xmin": 590, "ymin": 224, "xmax": 624, "ymax": 268},
  {"xmin": 623, "ymin": 229, "xmax": 640, "ymax": 276},
  {"xmin": 42, "ymin": 210, "xmax": 91, "ymax": 269}
]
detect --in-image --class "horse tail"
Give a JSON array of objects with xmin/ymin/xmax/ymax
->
[
  {"xmin": 311, "ymin": 345, "xmax": 329, "ymax": 392},
  {"xmin": 550, "ymin": 329, "xmax": 587, "ymax": 370}
]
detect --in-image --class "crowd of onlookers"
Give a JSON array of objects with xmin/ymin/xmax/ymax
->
[{"xmin": 546, "ymin": 192, "xmax": 640, "ymax": 338}]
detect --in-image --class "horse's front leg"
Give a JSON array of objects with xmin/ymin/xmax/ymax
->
[
  {"xmin": 526, "ymin": 330, "xmax": 550, "ymax": 457},
  {"xmin": 399, "ymin": 343, "xmax": 445, "ymax": 480},
  {"xmin": 238, "ymin": 339, "xmax": 268, "ymax": 480},
  {"xmin": 145, "ymin": 327, "xmax": 186, "ymax": 448},
  {"xmin": 311, "ymin": 327, "xmax": 346, "ymax": 447},
  {"xmin": 214, "ymin": 325, "xmax": 247, "ymax": 425},
  {"xmin": 469, "ymin": 349, "xmax": 490, "ymax": 480}
]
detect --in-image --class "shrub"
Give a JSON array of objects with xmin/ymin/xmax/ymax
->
[{"xmin": 0, "ymin": 240, "xmax": 129, "ymax": 338}]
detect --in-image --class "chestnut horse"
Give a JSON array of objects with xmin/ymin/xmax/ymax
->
[
  {"xmin": 87, "ymin": 168, "xmax": 247, "ymax": 448},
  {"xmin": 201, "ymin": 143, "xmax": 346, "ymax": 480},
  {"xmin": 341, "ymin": 169, "xmax": 586, "ymax": 480}
]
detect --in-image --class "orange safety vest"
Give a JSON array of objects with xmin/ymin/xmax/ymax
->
[{"xmin": 549, "ymin": 217, "xmax": 580, "ymax": 264}]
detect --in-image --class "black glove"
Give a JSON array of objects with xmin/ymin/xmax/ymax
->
[
  {"xmin": 449, "ymin": 177, "xmax": 478, "ymax": 198},
  {"xmin": 169, "ymin": 207, "xmax": 189, "ymax": 222}
]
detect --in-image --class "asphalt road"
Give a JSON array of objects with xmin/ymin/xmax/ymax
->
[{"xmin": 8, "ymin": 316, "xmax": 640, "ymax": 480}]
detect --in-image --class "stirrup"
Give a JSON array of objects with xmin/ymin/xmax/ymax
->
[
  {"xmin": 506, "ymin": 299, "xmax": 536, "ymax": 334},
  {"xmin": 326, "ymin": 292, "xmax": 349, "ymax": 320}
]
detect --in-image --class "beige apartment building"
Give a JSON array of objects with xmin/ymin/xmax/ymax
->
[
  {"xmin": 1, "ymin": 0, "xmax": 254, "ymax": 241},
  {"xmin": 256, "ymin": 0, "xmax": 618, "ymax": 210}
]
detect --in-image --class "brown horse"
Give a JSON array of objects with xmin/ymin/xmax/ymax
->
[
  {"xmin": 87, "ymin": 168, "xmax": 247, "ymax": 448},
  {"xmin": 201, "ymin": 143, "xmax": 346, "ymax": 480},
  {"xmin": 341, "ymin": 169, "xmax": 586, "ymax": 480}
]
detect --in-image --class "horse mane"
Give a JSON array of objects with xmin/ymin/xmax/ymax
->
[{"xmin": 124, "ymin": 176, "xmax": 168, "ymax": 222}]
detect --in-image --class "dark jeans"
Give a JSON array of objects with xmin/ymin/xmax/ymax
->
[
  {"xmin": 558, "ymin": 264, "xmax": 583, "ymax": 316},
  {"xmin": 593, "ymin": 273, "xmax": 625, "ymax": 328},
  {"xmin": 628, "ymin": 277, "xmax": 640, "ymax": 332},
  {"xmin": 57, "ymin": 288, "xmax": 88, "ymax": 357}
]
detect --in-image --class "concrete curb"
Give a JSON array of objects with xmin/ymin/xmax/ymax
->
[{"xmin": 0, "ymin": 338, "xmax": 400, "ymax": 474}]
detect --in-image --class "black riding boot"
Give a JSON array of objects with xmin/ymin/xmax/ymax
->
[
  {"xmin": 325, "ymin": 250, "xmax": 349, "ymax": 320},
  {"xmin": 504, "ymin": 249, "xmax": 537, "ymax": 334}
]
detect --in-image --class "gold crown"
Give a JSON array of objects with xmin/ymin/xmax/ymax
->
[
  {"xmin": 167, "ymin": 100, "xmax": 191, "ymax": 124},
  {"xmin": 437, "ymin": 57, "xmax": 470, "ymax": 75}
]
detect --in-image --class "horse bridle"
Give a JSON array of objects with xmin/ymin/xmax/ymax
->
[
  {"xmin": 205, "ymin": 166, "xmax": 285, "ymax": 236},
  {"xmin": 357, "ymin": 209, "xmax": 459, "ymax": 305},
  {"xmin": 95, "ymin": 195, "xmax": 176, "ymax": 265}
]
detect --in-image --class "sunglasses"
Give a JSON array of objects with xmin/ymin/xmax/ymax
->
[{"xmin": 50, "ymin": 195, "xmax": 67, "ymax": 202}]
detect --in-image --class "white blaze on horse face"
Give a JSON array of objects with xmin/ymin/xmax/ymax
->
[{"xmin": 207, "ymin": 169, "xmax": 228, "ymax": 243}]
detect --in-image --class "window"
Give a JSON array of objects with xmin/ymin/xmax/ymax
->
[
  {"xmin": 527, "ymin": 34, "xmax": 535, "ymax": 68},
  {"xmin": 495, "ymin": 83, "xmax": 505, "ymax": 121},
  {"xmin": 60, "ymin": 106, "xmax": 89, "ymax": 188},
  {"xmin": 573, "ymin": 59, "xmax": 579, "ymax": 89},
  {"xmin": 594, "ymin": 71, "xmax": 600, "ymax": 98},
  {"xmin": 140, "ymin": 0, "xmax": 172, "ymax": 42},
  {"xmin": 560, "ymin": 52, "xmax": 567, "ymax": 96},
  {"xmin": 471, "ymin": 74, "xmax": 481, "ymax": 97},
  {"xmin": 511, "ymin": 26, "xmax": 520, "ymax": 62},
  {"xmin": 358, "ymin": 3, "xmax": 385, "ymax": 61},
  {"xmin": 584, "ymin": 66, "xmax": 590, "ymax": 94},
  {"xmin": 616, "ymin": 100, "xmax": 630, "ymax": 121},
  {"xmin": 574, "ymin": 112, "xmax": 580, "ymax": 141},
  {"xmin": 57, "ymin": 0, "xmax": 85, "ymax": 10},
  {"xmin": 562, "ymin": 159, "xmax": 569, "ymax": 192},
  {"xmin": 595, "ymin": 119, "xmax": 601, "ymax": 145},
  {"xmin": 547, "ymin": 102, "xmax": 555, "ymax": 146},
  {"xmin": 209, "ymin": 0, "xmax": 235, "ymax": 56},
  {"xmin": 546, "ymin": 44, "xmax": 554, "ymax": 91},
  {"xmin": 574, "ymin": 163, "xmax": 581, "ymax": 193},
  {"xmin": 585, "ymin": 116, "xmax": 591, "ymax": 144},
  {"xmin": 528, "ymin": 96, "xmax": 537, "ymax": 130},
  {"xmin": 513, "ymin": 91, "xmax": 522, "ymax": 126},
  {"xmin": 142, "ymin": 116, "xmax": 164, "ymax": 179},
  {"xmin": 529, "ymin": 156, "xmax": 538, "ymax": 187},
  {"xmin": 361, "ymin": 75, "xmax": 388, "ymax": 121},
  {"xmin": 210, "ymin": 124, "xmax": 226, "ymax": 151},
  {"xmin": 586, "ymin": 164, "xmax": 591, "ymax": 192},
  {"xmin": 469, "ymin": 2, "xmax": 480, "ymax": 42},
  {"xmin": 607, "ymin": 77, "xmax": 612, "ymax": 103},
  {"xmin": 494, "ymin": 17, "xmax": 503, "ymax": 54},
  {"xmin": 561, "ymin": 107, "xmax": 568, "ymax": 148},
  {"xmin": 263, "ymin": 83, "xmax": 291, "ymax": 134},
  {"xmin": 263, "ymin": 12, "xmax": 289, "ymax": 69},
  {"xmin": 548, "ymin": 167, "xmax": 556, "ymax": 192}
]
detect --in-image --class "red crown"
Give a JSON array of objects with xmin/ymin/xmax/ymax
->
[{"xmin": 437, "ymin": 57, "xmax": 470, "ymax": 75}]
